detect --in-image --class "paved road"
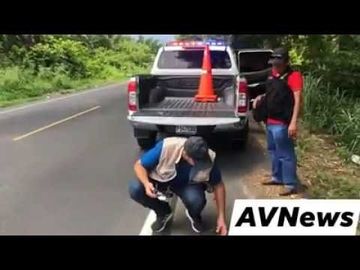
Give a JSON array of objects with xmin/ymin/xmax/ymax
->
[{"xmin": 0, "ymin": 84, "xmax": 269, "ymax": 235}]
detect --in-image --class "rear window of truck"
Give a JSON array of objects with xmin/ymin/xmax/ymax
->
[{"xmin": 158, "ymin": 50, "xmax": 232, "ymax": 69}]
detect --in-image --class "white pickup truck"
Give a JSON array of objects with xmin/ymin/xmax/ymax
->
[{"xmin": 127, "ymin": 39, "xmax": 272, "ymax": 150}]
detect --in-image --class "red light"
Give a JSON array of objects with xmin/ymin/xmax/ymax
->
[
  {"xmin": 166, "ymin": 41, "xmax": 179, "ymax": 46},
  {"xmin": 128, "ymin": 80, "xmax": 137, "ymax": 111},
  {"xmin": 239, "ymin": 80, "xmax": 247, "ymax": 93},
  {"xmin": 128, "ymin": 80, "xmax": 136, "ymax": 92},
  {"xmin": 238, "ymin": 80, "xmax": 248, "ymax": 113},
  {"xmin": 167, "ymin": 40, "xmax": 205, "ymax": 48}
]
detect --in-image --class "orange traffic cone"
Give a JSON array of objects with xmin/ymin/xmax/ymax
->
[{"xmin": 195, "ymin": 45, "xmax": 217, "ymax": 102}]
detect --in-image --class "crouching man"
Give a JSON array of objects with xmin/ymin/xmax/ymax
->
[{"xmin": 129, "ymin": 136, "xmax": 227, "ymax": 235}]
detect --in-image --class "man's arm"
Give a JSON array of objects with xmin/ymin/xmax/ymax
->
[
  {"xmin": 288, "ymin": 71, "xmax": 303, "ymax": 139},
  {"xmin": 134, "ymin": 160, "xmax": 156, "ymax": 198},
  {"xmin": 133, "ymin": 140, "xmax": 163, "ymax": 198},
  {"xmin": 288, "ymin": 91, "xmax": 301, "ymax": 138},
  {"xmin": 213, "ymin": 182, "xmax": 227, "ymax": 235},
  {"xmin": 253, "ymin": 93, "xmax": 266, "ymax": 109},
  {"xmin": 134, "ymin": 160, "xmax": 150, "ymax": 186}
]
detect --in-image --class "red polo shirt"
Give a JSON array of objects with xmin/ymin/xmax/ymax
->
[{"xmin": 267, "ymin": 68, "xmax": 303, "ymax": 125}]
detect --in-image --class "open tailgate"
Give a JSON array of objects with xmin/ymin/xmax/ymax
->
[{"xmin": 237, "ymin": 49, "xmax": 273, "ymax": 99}]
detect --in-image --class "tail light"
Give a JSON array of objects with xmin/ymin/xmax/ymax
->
[
  {"xmin": 128, "ymin": 78, "xmax": 137, "ymax": 111},
  {"xmin": 237, "ymin": 79, "xmax": 248, "ymax": 113}
]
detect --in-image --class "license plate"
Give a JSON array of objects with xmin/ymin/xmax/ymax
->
[{"xmin": 175, "ymin": 126, "xmax": 197, "ymax": 135}]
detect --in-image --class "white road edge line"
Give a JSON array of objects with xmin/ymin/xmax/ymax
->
[
  {"xmin": 13, "ymin": 105, "xmax": 101, "ymax": 141},
  {"xmin": 0, "ymin": 83, "xmax": 125, "ymax": 115},
  {"xmin": 139, "ymin": 211, "xmax": 157, "ymax": 236},
  {"xmin": 139, "ymin": 196, "xmax": 178, "ymax": 236}
]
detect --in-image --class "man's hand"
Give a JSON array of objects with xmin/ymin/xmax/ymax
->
[
  {"xmin": 253, "ymin": 94, "xmax": 265, "ymax": 109},
  {"xmin": 288, "ymin": 90, "xmax": 301, "ymax": 139},
  {"xmin": 213, "ymin": 181, "xmax": 227, "ymax": 235},
  {"xmin": 288, "ymin": 121, "xmax": 297, "ymax": 139},
  {"xmin": 134, "ymin": 160, "xmax": 157, "ymax": 198},
  {"xmin": 144, "ymin": 182, "xmax": 156, "ymax": 198},
  {"xmin": 216, "ymin": 217, "xmax": 228, "ymax": 236}
]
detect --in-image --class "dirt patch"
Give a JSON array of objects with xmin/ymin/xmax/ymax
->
[{"xmin": 296, "ymin": 127, "xmax": 360, "ymax": 199}]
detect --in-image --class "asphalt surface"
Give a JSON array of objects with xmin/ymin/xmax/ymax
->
[{"xmin": 0, "ymin": 83, "xmax": 269, "ymax": 235}]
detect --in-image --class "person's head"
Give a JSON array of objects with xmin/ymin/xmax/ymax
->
[
  {"xmin": 182, "ymin": 136, "xmax": 214, "ymax": 180},
  {"xmin": 268, "ymin": 47, "xmax": 290, "ymax": 73}
]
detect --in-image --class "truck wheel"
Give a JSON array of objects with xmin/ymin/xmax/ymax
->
[
  {"xmin": 137, "ymin": 137, "xmax": 156, "ymax": 150},
  {"xmin": 232, "ymin": 138, "xmax": 247, "ymax": 150},
  {"xmin": 232, "ymin": 121, "xmax": 249, "ymax": 150}
]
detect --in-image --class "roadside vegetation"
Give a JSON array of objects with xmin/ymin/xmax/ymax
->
[
  {"xmin": 0, "ymin": 35, "xmax": 160, "ymax": 107},
  {"xmin": 230, "ymin": 35, "xmax": 360, "ymax": 198}
]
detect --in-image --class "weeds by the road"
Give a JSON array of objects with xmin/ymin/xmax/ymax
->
[
  {"xmin": 0, "ymin": 35, "xmax": 156, "ymax": 108},
  {"xmin": 299, "ymin": 76, "xmax": 360, "ymax": 198},
  {"xmin": 303, "ymin": 75, "xmax": 360, "ymax": 155},
  {"xmin": 0, "ymin": 67, "xmax": 128, "ymax": 107},
  {"xmin": 296, "ymin": 127, "xmax": 360, "ymax": 199}
]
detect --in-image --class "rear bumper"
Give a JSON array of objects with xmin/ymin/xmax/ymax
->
[
  {"xmin": 127, "ymin": 115, "xmax": 240, "ymax": 126},
  {"xmin": 128, "ymin": 115, "xmax": 248, "ymax": 135}
]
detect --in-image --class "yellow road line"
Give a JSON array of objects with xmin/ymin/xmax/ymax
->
[{"xmin": 13, "ymin": 105, "xmax": 101, "ymax": 141}]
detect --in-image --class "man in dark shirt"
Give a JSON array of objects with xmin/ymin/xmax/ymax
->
[
  {"xmin": 254, "ymin": 48, "xmax": 303, "ymax": 196},
  {"xmin": 129, "ymin": 136, "xmax": 227, "ymax": 235}
]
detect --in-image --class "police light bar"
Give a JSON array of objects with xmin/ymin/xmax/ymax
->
[
  {"xmin": 166, "ymin": 39, "xmax": 226, "ymax": 47},
  {"xmin": 205, "ymin": 39, "xmax": 226, "ymax": 46}
]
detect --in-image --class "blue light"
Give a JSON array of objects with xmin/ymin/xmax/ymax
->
[{"xmin": 205, "ymin": 39, "xmax": 226, "ymax": 46}]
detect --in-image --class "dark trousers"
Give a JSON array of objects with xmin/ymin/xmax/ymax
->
[{"xmin": 129, "ymin": 179, "xmax": 207, "ymax": 218}]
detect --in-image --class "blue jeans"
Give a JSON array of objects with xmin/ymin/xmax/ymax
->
[
  {"xmin": 266, "ymin": 124, "xmax": 298, "ymax": 189},
  {"xmin": 129, "ymin": 179, "xmax": 206, "ymax": 218}
]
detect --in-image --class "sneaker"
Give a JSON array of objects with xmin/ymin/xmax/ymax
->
[
  {"xmin": 185, "ymin": 209, "xmax": 204, "ymax": 233},
  {"xmin": 151, "ymin": 212, "xmax": 173, "ymax": 232}
]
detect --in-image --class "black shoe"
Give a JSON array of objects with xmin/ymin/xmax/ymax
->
[
  {"xmin": 279, "ymin": 188, "xmax": 298, "ymax": 196},
  {"xmin": 185, "ymin": 209, "xmax": 204, "ymax": 233},
  {"xmin": 151, "ymin": 212, "xmax": 173, "ymax": 232},
  {"xmin": 262, "ymin": 180, "xmax": 283, "ymax": 186}
]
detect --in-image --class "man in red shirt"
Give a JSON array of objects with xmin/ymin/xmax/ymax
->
[{"xmin": 254, "ymin": 48, "xmax": 303, "ymax": 196}]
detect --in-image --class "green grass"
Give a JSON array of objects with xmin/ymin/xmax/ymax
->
[
  {"xmin": 308, "ymin": 172, "xmax": 360, "ymax": 199},
  {"xmin": 0, "ymin": 67, "xmax": 131, "ymax": 108},
  {"xmin": 299, "ymin": 75, "xmax": 360, "ymax": 199},
  {"xmin": 303, "ymin": 75, "xmax": 360, "ymax": 155},
  {"xmin": 296, "ymin": 127, "xmax": 360, "ymax": 199}
]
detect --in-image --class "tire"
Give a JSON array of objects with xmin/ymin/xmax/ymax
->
[
  {"xmin": 137, "ymin": 137, "xmax": 156, "ymax": 150},
  {"xmin": 232, "ymin": 138, "xmax": 247, "ymax": 150},
  {"xmin": 231, "ymin": 121, "xmax": 249, "ymax": 150}
]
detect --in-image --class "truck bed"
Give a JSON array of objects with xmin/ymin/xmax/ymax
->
[{"xmin": 134, "ymin": 97, "xmax": 235, "ymax": 118}]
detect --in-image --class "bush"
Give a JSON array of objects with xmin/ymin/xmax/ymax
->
[
  {"xmin": 303, "ymin": 75, "xmax": 360, "ymax": 154},
  {"xmin": 24, "ymin": 36, "xmax": 90, "ymax": 78},
  {"xmin": 0, "ymin": 35, "xmax": 156, "ymax": 106},
  {"xmin": 0, "ymin": 67, "xmax": 53, "ymax": 101}
]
